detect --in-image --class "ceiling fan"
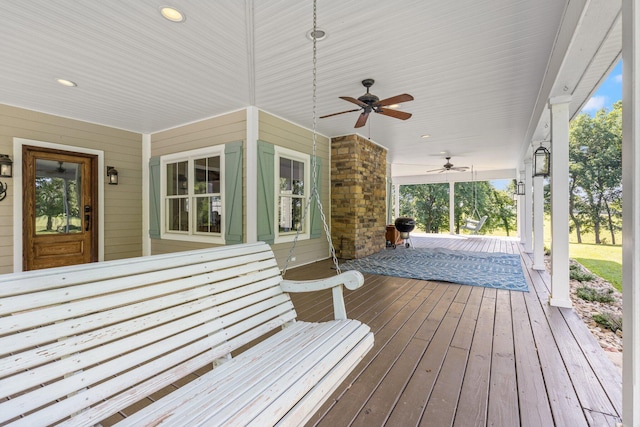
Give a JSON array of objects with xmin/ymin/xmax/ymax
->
[
  {"xmin": 320, "ymin": 79, "xmax": 414, "ymax": 128},
  {"xmin": 426, "ymin": 157, "xmax": 470, "ymax": 173}
]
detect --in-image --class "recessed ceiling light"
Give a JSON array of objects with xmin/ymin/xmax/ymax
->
[
  {"xmin": 56, "ymin": 79, "xmax": 77, "ymax": 87},
  {"xmin": 421, "ymin": 134, "xmax": 431, "ymax": 139},
  {"xmin": 306, "ymin": 28, "xmax": 327, "ymax": 41},
  {"xmin": 160, "ymin": 6, "xmax": 185, "ymax": 22}
]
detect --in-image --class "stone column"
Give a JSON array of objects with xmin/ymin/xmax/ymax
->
[
  {"xmin": 549, "ymin": 96, "xmax": 572, "ymax": 308},
  {"xmin": 331, "ymin": 135, "xmax": 387, "ymax": 259}
]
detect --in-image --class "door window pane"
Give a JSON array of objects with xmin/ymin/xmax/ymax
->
[{"xmin": 34, "ymin": 159, "xmax": 82, "ymax": 234}]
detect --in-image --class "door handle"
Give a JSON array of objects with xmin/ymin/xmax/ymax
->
[{"xmin": 84, "ymin": 205, "xmax": 91, "ymax": 232}]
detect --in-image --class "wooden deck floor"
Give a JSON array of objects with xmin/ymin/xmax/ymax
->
[{"xmin": 283, "ymin": 234, "xmax": 623, "ymax": 427}]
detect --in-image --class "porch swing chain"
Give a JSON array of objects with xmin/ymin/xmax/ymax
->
[{"xmin": 282, "ymin": 0, "xmax": 341, "ymax": 276}]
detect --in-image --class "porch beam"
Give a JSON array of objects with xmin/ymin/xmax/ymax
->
[
  {"xmin": 622, "ymin": 0, "xmax": 640, "ymax": 423},
  {"xmin": 548, "ymin": 96, "xmax": 572, "ymax": 308}
]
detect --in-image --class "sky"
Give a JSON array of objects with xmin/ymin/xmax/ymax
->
[{"xmin": 580, "ymin": 60, "xmax": 622, "ymax": 115}]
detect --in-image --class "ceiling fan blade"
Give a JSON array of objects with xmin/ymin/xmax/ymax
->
[
  {"xmin": 340, "ymin": 96, "xmax": 368, "ymax": 107},
  {"xmin": 426, "ymin": 167, "xmax": 444, "ymax": 173},
  {"xmin": 354, "ymin": 111, "xmax": 370, "ymax": 128},
  {"xmin": 377, "ymin": 108, "xmax": 412, "ymax": 120},
  {"xmin": 451, "ymin": 167, "xmax": 470, "ymax": 172},
  {"xmin": 375, "ymin": 93, "xmax": 414, "ymax": 107},
  {"xmin": 319, "ymin": 109, "xmax": 361, "ymax": 119}
]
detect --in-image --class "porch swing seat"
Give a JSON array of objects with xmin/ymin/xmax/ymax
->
[{"xmin": 462, "ymin": 215, "xmax": 488, "ymax": 234}]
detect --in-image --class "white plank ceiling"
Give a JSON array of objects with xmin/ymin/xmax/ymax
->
[{"xmin": 0, "ymin": 0, "xmax": 621, "ymax": 179}]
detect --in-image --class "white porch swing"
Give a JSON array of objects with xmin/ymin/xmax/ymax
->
[{"xmin": 461, "ymin": 167, "xmax": 488, "ymax": 235}]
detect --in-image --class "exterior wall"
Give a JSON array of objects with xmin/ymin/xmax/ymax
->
[
  {"xmin": 258, "ymin": 110, "xmax": 331, "ymax": 269},
  {"xmin": 331, "ymin": 134, "xmax": 387, "ymax": 259},
  {"xmin": 149, "ymin": 110, "xmax": 246, "ymax": 255},
  {"xmin": 0, "ymin": 104, "xmax": 143, "ymax": 273}
]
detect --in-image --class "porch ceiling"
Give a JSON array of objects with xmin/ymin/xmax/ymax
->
[{"xmin": 0, "ymin": 0, "xmax": 621, "ymax": 180}]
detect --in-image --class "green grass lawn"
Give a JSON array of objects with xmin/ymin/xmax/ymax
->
[{"xmin": 570, "ymin": 243, "xmax": 622, "ymax": 291}]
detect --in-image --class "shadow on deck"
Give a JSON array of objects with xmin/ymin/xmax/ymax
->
[{"xmin": 283, "ymin": 234, "xmax": 622, "ymax": 427}]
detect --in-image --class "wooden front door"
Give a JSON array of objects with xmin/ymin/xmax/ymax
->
[{"xmin": 23, "ymin": 146, "xmax": 98, "ymax": 271}]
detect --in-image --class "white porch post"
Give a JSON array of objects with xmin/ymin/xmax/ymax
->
[
  {"xmin": 246, "ymin": 106, "xmax": 258, "ymax": 243},
  {"xmin": 394, "ymin": 183, "xmax": 400, "ymax": 219},
  {"xmin": 524, "ymin": 159, "xmax": 534, "ymax": 253},
  {"xmin": 532, "ymin": 173, "xmax": 545, "ymax": 270},
  {"xmin": 449, "ymin": 181, "xmax": 455, "ymax": 234},
  {"xmin": 622, "ymin": 0, "xmax": 640, "ymax": 423},
  {"xmin": 549, "ymin": 96, "xmax": 572, "ymax": 308},
  {"xmin": 516, "ymin": 169, "xmax": 524, "ymax": 240}
]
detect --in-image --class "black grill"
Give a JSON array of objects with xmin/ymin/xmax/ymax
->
[{"xmin": 394, "ymin": 217, "xmax": 415, "ymax": 241}]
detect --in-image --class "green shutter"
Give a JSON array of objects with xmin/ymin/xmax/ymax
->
[
  {"xmin": 225, "ymin": 141, "xmax": 243, "ymax": 245},
  {"xmin": 149, "ymin": 156, "xmax": 161, "ymax": 239},
  {"xmin": 257, "ymin": 140, "xmax": 275, "ymax": 244},
  {"xmin": 310, "ymin": 157, "xmax": 323, "ymax": 238}
]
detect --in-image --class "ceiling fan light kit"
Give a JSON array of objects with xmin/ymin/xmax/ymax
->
[{"xmin": 320, "ymin": 79, "xmax": 414, "ymax": 128}]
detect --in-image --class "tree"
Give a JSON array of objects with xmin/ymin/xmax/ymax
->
[
  {"xmin": 569, "ymin": 101, "xmax": 622, "ymax": 244},
  {"xmin": 399, "ymin": 184, "xmax": 449, "ymax": 233}
]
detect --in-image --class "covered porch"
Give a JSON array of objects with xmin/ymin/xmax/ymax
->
[{"xmin": 285, "ymin": 234, "xmax": 622, "ymax": 426}]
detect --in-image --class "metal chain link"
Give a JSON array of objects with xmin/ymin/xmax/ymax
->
[{"xmin": 282, "ymin": 0, "xmax": 341, "ymax": 276}]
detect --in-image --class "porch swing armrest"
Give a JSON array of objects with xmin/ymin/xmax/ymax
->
[{"xmin": 281, "ymin": 270, "xmax": 364, "ymax": 320}]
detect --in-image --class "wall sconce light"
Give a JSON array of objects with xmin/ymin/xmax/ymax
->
[
  {"xmin": 516, "ymin": 180, "xmax": 525, "ymax": 195},
  {"xmin": 107, "ymin": 166, "xmax": 118, "ymax": 185},
  {"xmin": 533, "ymin": 143, "xmax": 550, "ymax": 177},
  {"xmin": 0, "ymin": 154, "xmax": 13, "ymax": 178}
]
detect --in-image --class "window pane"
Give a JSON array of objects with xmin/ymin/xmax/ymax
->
[
  {"xmin": 167, "ymin": 198, "xmax": 188, "ymax": 231},
  {"xmin": 279, "ymin": 196, "xmax": 304, "ymax": 233},
  {"xmin": 34, "ymin": 160, "xmax": 82, "ymax": 234},
  {"xmin": 195, "ymin": 195, "xmax": 222, "ymax": 233},
  {"xmin": 194, "ymin": 156, "xmax": 220, "ymax": 194},
  {"xmin": 167, "ymin": 161, "xmax": 188, "ymax": 196},
  {"xmin": 279, "ymin": 158, "xmax": 292, "ymax": 192},
  {"xmin": 292, "ymin": 160, "xmax": 304, "ymax": 195}
]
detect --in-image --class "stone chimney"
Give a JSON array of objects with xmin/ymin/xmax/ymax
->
[{"xmin": 331, "ymin": 134, "xmax": 387, "ymax": 259}]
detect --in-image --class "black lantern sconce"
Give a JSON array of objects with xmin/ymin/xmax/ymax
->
[
  {"xmin": 107, "ymin": 166, "xmax": 118, "ymax": 185},
  {"xmin": 0, "ymin": 154, "xmax": 12, "ymax": 178},
  {"xmin": 533, "ymin": 143, "xmax": 550, "ymax": 177},
  {"xmin": 516, "ymin": 180, "xmax": 525, "ymax": 195},
  {"xmin": 0, "ymin": 154, "xmax": 12, "ymax": 202}
]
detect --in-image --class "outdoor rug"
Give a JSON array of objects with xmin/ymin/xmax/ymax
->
[{"xmin": 340, "ymin": 247, "xmax": 529, "ymax": 292}]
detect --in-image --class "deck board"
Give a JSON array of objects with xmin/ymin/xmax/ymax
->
[{"xmin": 284, "ymin": 234, "xmax": 622, "ymax": 427}]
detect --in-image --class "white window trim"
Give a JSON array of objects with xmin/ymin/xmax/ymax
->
[
  {"xmin": 274, "ymin": 146, "xmax": 311, "ymax": 244},
  {"xmin": 160, "ymin": 145, "xmax": 225, "ymax": 244}
]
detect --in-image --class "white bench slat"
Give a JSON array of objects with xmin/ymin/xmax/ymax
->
[
  {"xmin": 6, "ymin": 300, "xmax": 297, "ymax": 427},
  {"xmin": 0, "ymin": 255, "xmax": 278, "ymax": 317},
  {"xmin": 0, "ymin": 243, "xmax": 272, "ymax": 296},
  {"xmin": 209, "ymin": 323, "xmax": 371, "ymax": 426},
  {"xmin": 60, "ymin": 319, "xmax": 310, "ymax": 427},
  {"xmin": 0, "ymin": 284, "xmax": 287, "ymax": 395},
  {"xmin": 117, "ymin": 320, "xmax": 371, "ymax": 427},
  {"xmin": 159, "ymin": 321, "xmax": 352, "ymax": 423},
  {"xmin": 0, "ymin": 267, "xmax": 281, "ymax": 355},
  {"xmin": 275, "ymin": 332, "xmax": 374, "ymax": 427}
]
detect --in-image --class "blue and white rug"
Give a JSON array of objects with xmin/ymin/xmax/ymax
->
[{"xmin": 340, "ymin": 247, "xmax": 529, "ymax": 292}]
